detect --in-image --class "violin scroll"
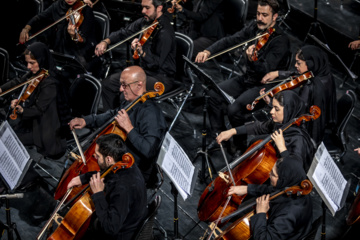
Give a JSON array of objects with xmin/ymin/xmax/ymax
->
[
  {"xmin": 285, "ymin": 179, "xmax": 313, "ymax": 196},
  {"xmin": 112, "ymin": 153, "xmax": 135, "ymax": 173}
]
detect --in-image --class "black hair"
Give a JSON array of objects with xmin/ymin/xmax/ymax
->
[
  {"xmin": 152, "ymin": 0, "xmax": 165, "ymax": 8},
  {"xmin": 275, "ymin": 157, "xmax": 284, "ymax": 171},
  {"xmin": 258, "ymin": 0, "xmax": 280, "ymax": 14},
  {"xmin": 273, "ymin": 91, "xmax": 284, "ymax": 106},
  {"xmin": 296, "ymin": 48, "xmax": 305, "ymax": 61},
  {"xmin": 96, "ymin": 134, "xmax": 127, "ymax": 162}
]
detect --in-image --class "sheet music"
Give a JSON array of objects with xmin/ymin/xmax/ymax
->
[
  {"xmin": 157, "ymin": 132, "xmax": 195, "ymax": 200},
  {"xmin": 308, "ymin": 142, "xmax": 348, "ymax": 216},
  {"xmin": 0, "ymin": 121, "xmax": 30, "ymax": 190}
]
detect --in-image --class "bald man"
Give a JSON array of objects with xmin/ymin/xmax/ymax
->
[{"xmin": 69, "ymin": 66, "xmax": 167, "ymax": 182}]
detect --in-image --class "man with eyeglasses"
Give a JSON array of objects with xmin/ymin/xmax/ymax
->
[
  {"xmin": 68, "ymin": 66, "xmax": 167, "ymax": 184},
  {"xmin": 93, "ymin": 0, "xmax": 176, "ymax": 111}
]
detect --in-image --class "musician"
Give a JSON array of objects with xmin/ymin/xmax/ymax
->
[
  {"xmin": 67, "ymin": 133, "xmax": 147, "ymax": 240},
  {"xmin": 171, "ymin": 0, "xmax": 225, "ymax": 57},
  {"xmin": 217, "ymin": 90, "xmax": 315, "ymax": 171},
  {"xmin": 1, "ymin": 42, "xmax": 66, "ymax": 158},
  {"xmin": 228, "ymin": 156, "xmax": 313, "ymax": 240},
  {"xmin": 195, "ymin": 0, "xmax": 290, "ymax": 153},
  {"xmin": 18, "ymin": 0, "xmax": 101, "ymax": 77},
  {"xmin": 262, "ymin": 45, "xmax": 337, "ymax": 145},
  {"xmin": 94, "ymin": 0, "xmax": 176, "ymax": 110},
  {"xmin": 68, "ymin": 66, "xmax": 167, "ymax": 183}
]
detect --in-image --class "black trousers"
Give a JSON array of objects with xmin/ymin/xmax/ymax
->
[
  {"xmin": 207, "ymin": 75, "xmax": 276, "ymax": 148},
  {"xmin": 101, "ymin": 71, "xmax": 175, "ymax": 111}
]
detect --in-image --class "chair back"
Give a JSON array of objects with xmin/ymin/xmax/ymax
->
[
  {"xmin": 34, "ymin": 0, "xmax": 44, "ymax": 14},
  {"xmin": 135, "ymin": 195, "xmax": 162, "ymax": 240},
  {"xmin": 175, "ymin": 32, "xmax": 194, "ymax": 79},
  {"xmin": 94, "ymin": 11, "xmax": 110, "ymax": 42},
  {"xmin": 223, "ymin": 0, "xmax": 249, "ymax": 35},
  {"xmin": 0, "ymin": 48, "xmax": 9, "ymax": 84},
  {"xmin": 336, "ymin": 90, "xmax": 356, "ymax": 137},
  {"xmin": 68, "ymin": 73, "xmax": 102, "ymax": 117}
]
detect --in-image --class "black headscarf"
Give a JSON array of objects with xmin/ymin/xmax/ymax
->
[
  {"xmin": 27, "ymin": 42, "xmax": 56, "ymax": 76},
  {"xmin": 301, "ymin": 45, "xmax": 331, "ymax": 78},
  {"xmin": 275, "ymin": 155, "xmax": 307, "ymax": 190}
]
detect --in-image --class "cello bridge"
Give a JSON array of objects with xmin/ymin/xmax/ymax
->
[{"xmin": 218, "ymin": 172, "xmax": 230, "ymax": 184}]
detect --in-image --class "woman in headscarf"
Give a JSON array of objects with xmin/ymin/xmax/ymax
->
[
  {"xmin": 227, "ymin": 155, "xmax": 313, "ymax": 240},
  {"xmin": 18, "ymin": 0, "xmax": 101, "ymax": 77},
  {"xmin": 261, "ymin": 45, "xmax": 337, "ymax": 146},
  {"xmin": 217, "ymin": 90, "xmax": 315, "ymax": 171},
  {"xmin": 0, "ymin": 42, "xmax": 66, "ymax": 158}
]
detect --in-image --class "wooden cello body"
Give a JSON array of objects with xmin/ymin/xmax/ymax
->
[
  {"xmin": 346, "ymin": 190, "xmax": 360, "ymax": 225},
  {"xmin": 197, "ymin": 140, "xmax": 277, "ymax": 223}
]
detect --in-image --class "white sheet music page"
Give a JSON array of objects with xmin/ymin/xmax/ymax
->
[
  {"xmin": 310, "ymin": 142, "xmax": 347, "ymax": 215},
  {"xmin": 157, "ymin": 132, "xmax": 195, "ymax": 200},
  {"xmin": 0, "ymin": 121, "xmax": 30, "ymax": 190}
]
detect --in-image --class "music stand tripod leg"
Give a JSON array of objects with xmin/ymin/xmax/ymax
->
[
  {"xmin": 193, "ymin": 93, "xmax": 216, "ymax": 183},
  {"xmin": 304, "ymin": 0, "xmax": 329, "ymax": 45},
  {"xmin": 170, "ymin": 182, "xmax": 183, "ymax": 240},
  {"xmin": 0, "ymin": 198, "xmax": 22, "ymax": 240}
]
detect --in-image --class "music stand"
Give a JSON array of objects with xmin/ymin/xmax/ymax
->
[
  {"xmin": 304, "ymin": 0, "xmax": 328, "ymax": 45},
  {"xmin": 183, "ymin": 56, "xmax": 234, "ymax": 183}
]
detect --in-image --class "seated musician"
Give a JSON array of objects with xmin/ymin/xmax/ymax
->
[
  {"xmin": 68, "ymin": 66, "xmax": 167, "ymax": 183},
  {"xmin": 228, "ymin": 155, "xmax": 313, "ymax": 240},
  {"xmin": 67, "ymin": 133, "xmax": 147, "ymax": 240},
  {"xmin": 0, "ymin": 42, "xmax": 66, "ymax": 159},
  {"xmin": 195, "ymin": 0, "xmax": 290, "ymax": 155},
  {"xmin": 217, "ymin": 90, "xmax": 315, "ymax": 171},
  {"xmin": 19, "ymin": 0, "xmax": 101, "ymax": 77},
  {"xmin": 261, "ymin": 45, "xmax": 337, "ymax": 146},
  {"xmin": 94, "ymin": 0, "xmax": 176, "ymax": 111},
  {"xmin": 171, "ymin": 0, "xmax": 225, "ymax": 58}
]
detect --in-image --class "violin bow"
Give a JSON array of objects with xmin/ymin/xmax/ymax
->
[
  {"xmin": 21, "ymin": 0, "xmax": 99, "ymax": 44},
  {"xmin": 71, "ymin": 129, "xmax": 87, "ymax": 165},
  {"xmin": 206, "ymin": 33, "xmax": 267, "ymax": 61},
  {"xmin": 102, "ymin": 21, "xmax": 159, "ymax": 55}
]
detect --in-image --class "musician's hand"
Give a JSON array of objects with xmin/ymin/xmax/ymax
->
[
  {"xmin": 67, "ymin": 23, "xmax": 76, "ymax": 39},
  {"xmin": 115, "ymin": 109, "xmax": 134, "ymax": 134},
  {"xmin": 228, "ymin": 185, "xmax": 248, "ymax": 196},
  {"xmin": 84, "ymin": 0, "xmax": 94, "ymax": 7},
  {"xmin": 67, "ymin": 176, "xmax": 82, "ymax": 189},
  {"xmin": 95, "ymin": 40, "xmax": 109, "ymax": 56},
  {"xmin": 10, "ymin": 99, "xmax": 19, "ymax": 109},
  {"xmin": 0, "ymin": 88, "xmax": 2, "ymax": 94},
  {"xmin": 90, "ymin": 172, "xmax": 105, "ymax": 194},
  {"xmin": 261, "ymin": 71, "xmax": 279, "ymax": 84},
  {"xmin": 195, "ymin": 50, "xmax": 210, "ymax": 63},
  {"xmin": 19, "ymin": 26, "xmax": 30, "ymax": 44},
  {"xmin": 68, "ymin": 117, "xmax": 86, "ymax": 130},
  {"xmin": 348, "ymin": 40, "xmax": 360, "ymax": 50},
  {"xmin": 216, "ymin": 128, "xmax": 237, "ymax": 144},
  {"xmin": 259, "ymin": 88, "xmax": 271, "ymax": 105},
  {"xmin": 354, "ymin": 148, "xmax": 360, "ymax": 156},
  {"xmin": 246, "ymin": 44, "xmax": 255, "ymax": 61},
  {"xmin": 271, "ymin": 129, "xmax": 287, "ymax": 153},
  {"xmin": 131, "ymin": 38, "xmax": 140, "ymax": 50},
  {"xmin": 171, "ymin": 0, "xmax": 182, "ymax": 11},
  {"xmin": 256, "ymin": 194, "xmax": 270, "ymax": 214}
]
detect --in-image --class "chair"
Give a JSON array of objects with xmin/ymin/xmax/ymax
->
[
  {"xmin": 323, "ymin": 90, "xmax": 357, "ymax": 162},
  {"xmin": 34, "ymin": 0, "xmax": 44, "ymax": 14},
  {"xmin": 300, "ymin": 216, "xmax": 323, "ymax": 240},
  {"xmin": 155, "ymin": 32, "xmax": 195, "ymax": 132},
  {"xmin": 93, "ymin": 11, "xmax": 113, "ymax": 79},
  {"xmin": 277, "ymin": 0, "xmax": 292, "ymax": 31},
  {"xmin": 223, "ymin": 0, "xmax": 249, "ymax": 35},
  {"xmin": 66, "ymin": 73, "xmax": 102, "ymax": 148},
  {"xmin": 134, "ymin": 195, "xmax": 162, "ymax": 240},
  {"xmin": 0, "ymin": 48, "xmax": 9, "ymax": 85}
]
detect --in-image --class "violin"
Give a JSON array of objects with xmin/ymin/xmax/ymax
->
[
  {"xmin": 203, "ymin": 180, "xmax": 313, "ymax": 240},
  {"xmin": 9, "ymin": 69, "xmax": 49, "ymax": 120},
  {"xmin": 53, "ymin": 82, "xmax": 165, "ymax": 203},
  {"xmin": 167, "ymin": 0, "xmax": 187, "ymax": 13},
  {"xmin": 133, "ymin": 19, "xmax": 159, "ymax": 60},
  {"xmin": 37, "ymin": 153, "xmax": 135, "ymax": 240},
  {"xmin": 246, "ymin": 71, "xmax": 314, "ymax": 111},
  {"xmin": 251, "ymin": 27, "xmax": 275, "ymax": 62},
  {"xmin": 197, "ymin": 106, "xmax": 321, "ymax": 224},
  {"xmin": 66, "ymin": 0, "xmax": 85, "ymax": 42}
]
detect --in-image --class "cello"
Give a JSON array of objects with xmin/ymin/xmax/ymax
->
[
  {"xmin": 197, "ymin": 106, "xmax": 321, "ymax": 224},
  {"xmin": 53, "ymin": 82, "xmax": 165, "ymax": 202},
  {"xmin": 246, "ymin": 71, "xmax": 314, "ymax": 111},
  {"xmin": 203, "ymin": 180, "xmax": 313, "ymax": 240},
  {"xmin": 37, "ymin": 152, "xmax": 135, "ymax": 240},
  {"xmin": 346, "ymin": 190, "xmax": 360, "ymax": 225}
]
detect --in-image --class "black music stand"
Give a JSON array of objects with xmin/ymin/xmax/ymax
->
[
  {"xmin": 304, "ymin": 0, "xmax": 328, "ymax": 46},
  {"xmin": 0, "ymin": 195, "xmax": 22, "ymax": 240},
  {"xmin": 183, "ymin": 56, "xmax": 234, "ymax": 183}
]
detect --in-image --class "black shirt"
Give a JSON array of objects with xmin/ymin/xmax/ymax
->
[
  {"xmin": 108, "ymin": 14, "xmax": 176, "ymax": 77},
  {"xmin": 206, "ymin": 21, "xmax": 290, "ymax": 84}
]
